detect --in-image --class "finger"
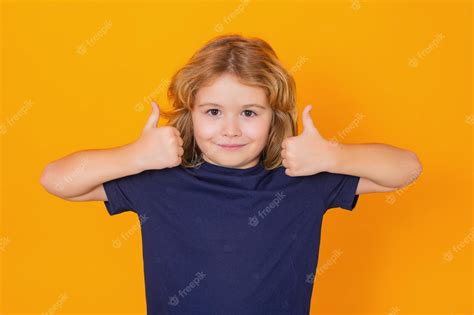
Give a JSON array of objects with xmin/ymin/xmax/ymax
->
[
  {"xmin": 302, "ymin": 104, "xmax": 318, "ymax": 135},
  {"xmin": 168, "ymin": 126, "xmax": 181, "ymax": 137},
  {"xmin": 143, "ymin": 101, "xmax": 160, "ymax": 131}
]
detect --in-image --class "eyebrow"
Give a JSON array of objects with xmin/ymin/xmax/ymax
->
[{"xmin": 197, "ymin": 102, "xmax": 267, "ymax": 110}]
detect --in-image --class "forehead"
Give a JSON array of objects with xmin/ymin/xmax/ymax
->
[{"xmin": 194, "ymin": 73, "xmax": 269, "ymax": 108}]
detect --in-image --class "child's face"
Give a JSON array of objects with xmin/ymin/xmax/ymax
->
[{"xmin": 191, "ymin": 73, "xmax": 273, "ymax": 169}]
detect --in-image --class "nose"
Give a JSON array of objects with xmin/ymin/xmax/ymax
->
[{"xmin": 222, "ymin": 116, "xmax": 242, "ymax": 137}]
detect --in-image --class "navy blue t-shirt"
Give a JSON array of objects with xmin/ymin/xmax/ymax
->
[{"xmin": 103, "ymin": 160, "xmax": 360, "ymax": 315}]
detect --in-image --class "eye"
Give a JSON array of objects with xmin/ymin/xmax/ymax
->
[
  {"xmin": 243, "ymin": 110, "xmax": 257, "ymax": 117},
  {"xmin": 206, "ymin": 109, "xmax": 220, "ymax": 117},
  {"xmin": 205, "ymin": 109, "xmax": 257, "ymax": 118}
]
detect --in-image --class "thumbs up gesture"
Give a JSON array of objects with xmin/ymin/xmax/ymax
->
[
  {"xmin": 130, "ymin": 101, "xmax": 184, "ymax": 172},
  {"xmin": 281, "ymin": 105, "xmax": 337, "ymax": 177}
]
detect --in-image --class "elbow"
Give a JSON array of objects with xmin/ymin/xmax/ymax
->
[
  {"xmin": 40, "ymin": 163, "xmax": 65, "ymax": 198},
  {"xmin": 40, "ymin": 163, "xmax": 49, "ymax": 186},
  {"xmin": 40, "ymin": 163, "xmax": 54, "ymax": 192},
  {"xmin": 411, "ymin": 151, "xmax": 423, "ymax": 175},
  {"xmin": 406, "ymin": 151, "xmax": 423, "ymax": 184},
  {"xmin": 390, "ymin": 151, "xmax": 423, "ymax": 189}
]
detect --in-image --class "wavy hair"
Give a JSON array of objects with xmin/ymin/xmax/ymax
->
[{"xmin": 159, "ymin": 33, "xmax": 298, "ymax": 170}]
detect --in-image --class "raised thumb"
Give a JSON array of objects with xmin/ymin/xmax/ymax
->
[
  {"xmin": 143, "ymin": 101, "xmax": 160, "ymax": 131},
  {"xmin": 302, "ymin": 104, "xmax": 316, "ymax": 134}
]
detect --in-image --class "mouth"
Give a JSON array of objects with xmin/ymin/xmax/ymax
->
[{"xmin": 217, "ymin": 143, "xmax": 247, "ymax": 151}]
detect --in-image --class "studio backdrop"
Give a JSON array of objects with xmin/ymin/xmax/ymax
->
[{"xmin": 1, "ymin": 0, "xmax": 472, "ymax": 314}]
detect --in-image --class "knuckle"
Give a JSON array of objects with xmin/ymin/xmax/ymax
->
[
  {"xmin": 171, "ymin": 126, "xmax": 180, "ymax": 134},
  {"xmin": 163, "ymin": 126, "xmax": 175, "ymax": 134}
]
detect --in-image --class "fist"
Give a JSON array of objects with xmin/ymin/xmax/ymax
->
[
  {"xmin": 131, "ymin": 101, "xmax": 184, "ymax": 171},
  {"xmin": 281, "ymin": 105, "xmax": 337, "ymax": 177}
]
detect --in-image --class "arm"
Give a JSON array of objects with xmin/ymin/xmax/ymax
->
[
  {"xmin": 40, "ymin": 101, "xmax": 184, "ymax": 202},
  {"xmin": 328, "ymin": 142, "xmax": 423, "ymax": 194},
  {"xmin": 281, "ymin": 105, "xmax": 423, "ymax": 195},
  {"xmin": 63, "ymin": 184, "xmax": 108, "ymax": 202},
  {"xmin": 39, "ymin": 144, "xmax": 141, "ymax": 201}
]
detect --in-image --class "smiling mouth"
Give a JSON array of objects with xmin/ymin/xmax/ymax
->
[
  {"xmin": 219, "ymin": 144, "xmax": 246, "ymax": 147},
  {"xmin": 218, "ymin": 143, "xmax": 246, "ymax": 150}
]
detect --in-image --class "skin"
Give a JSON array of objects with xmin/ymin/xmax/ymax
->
[
  {"xmin": 40, "ymin": 73, "xmax": 422, "ymax": 202},
  {"xmin": 190, "ymin": 73, "xmax": 423, "ymax": 194},
  {"xmin": 281, "ymin": 104, "xmax": 423, "ymax": 194},
  {"xmin": 191, "ymin": 73, "xmax": 273, "ymax": 169}
]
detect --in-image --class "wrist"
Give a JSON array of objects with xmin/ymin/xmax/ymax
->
[
  {"xmin": 325, "ymin": 140, "xmax": 344, "ymax": 173},
  {"xmin": 121, "ymin": 141, "xmax": 145, "ymax": 174}
]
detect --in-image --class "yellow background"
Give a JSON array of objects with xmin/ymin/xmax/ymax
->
[{"xmin": 1, "ymin": 0, "xmax": 472, "ymax": 314}]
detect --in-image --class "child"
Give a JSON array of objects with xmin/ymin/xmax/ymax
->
[{"xmin": 40, "ymin": 34, "xmax": 422, "ymax": 315}]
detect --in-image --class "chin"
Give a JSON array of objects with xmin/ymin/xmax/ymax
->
[
  {"xmin": 204, "ymin": 155, "xmax": 242, "ymax": 166},
  {"xmin": 221, "ymin": 156, "xmax": 262, "ymax": 168}
]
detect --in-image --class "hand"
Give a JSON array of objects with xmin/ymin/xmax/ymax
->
[
  {"xmin": 281, "ymin": 104, "xmax": 338, "ymax": 176},
  {"xmin": 130, "ymin": 101, "xmax": 184, "ymax": 172}
]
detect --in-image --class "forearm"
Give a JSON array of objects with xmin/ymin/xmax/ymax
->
[
  {"xmin": 40, "ymin": 143, "xmax": 141, "ymax": 198},
  {"xmin": 328, "ymin": 142, "xmax": 422, "ymax": 188}
]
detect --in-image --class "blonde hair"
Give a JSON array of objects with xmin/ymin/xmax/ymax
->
[{"xmin": 160, "ymin": 33, "xmax": 298, "ymax": 170}]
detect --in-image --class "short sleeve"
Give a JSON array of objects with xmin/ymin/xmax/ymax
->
[
  {"xmin": 319, "ymin": 172, "xmax": 361, "ymax": 211},
  {"xmin": 102, "ymin": 170, "xmax": 152, "ymax": 216}
]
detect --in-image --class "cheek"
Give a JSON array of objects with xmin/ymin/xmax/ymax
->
[
  {"xmin": 245, "ymin": 118, "xmax": 272, "ymax": 141},
  {"xmin": 245, "ymin": 126, "xmax": 267, "ymax": 140},
  {"xmin": 192, "ymin": 116, "xmax": 217, "ymax": 140}
]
